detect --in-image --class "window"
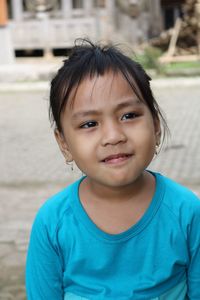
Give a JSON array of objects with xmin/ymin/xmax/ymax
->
[
  {"xmin": 72, "ymin": 0, "xmax": 83, "ymax": 9},
  {"xmin": 94, "ymin": 0, "xmax": 106, "ymax": 8}
]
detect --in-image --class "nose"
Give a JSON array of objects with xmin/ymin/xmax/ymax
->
[{"xmin": 101, "ymin": 120, "xmax": 127, "ymax": 146}]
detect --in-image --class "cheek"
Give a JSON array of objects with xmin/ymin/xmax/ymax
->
[
  {"xmin": 135, "ymin": 125, "xmax": 157, "ymax": 151},
  {"xmin": 68, "ymin": 135, "xmax": 94, "ymax": 158},
  {"xmin": 133, "ymin": 119, "xmax": 156, "ymax": 138}
]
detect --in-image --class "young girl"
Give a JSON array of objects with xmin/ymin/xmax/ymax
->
[{"xmin": 26, "ymin": 39, "xmax": 200, "ymax": 300}]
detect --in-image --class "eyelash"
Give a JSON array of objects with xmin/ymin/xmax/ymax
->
[
  {"xmin": 79, "ymin": 112, "xmax": 140, "ymax": 129},
  {"xmin": 80, "ymin": 121, "xmax": 98, "ymax": 129},
  {"xmin": 121, "ymin": 112, "xmax": 139, "ymax": 120}
]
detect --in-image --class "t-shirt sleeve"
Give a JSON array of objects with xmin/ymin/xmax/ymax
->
[
  {"xmin": 25, "ymin": 209, "xmax": 64, "ymax": 300},
  {"xmin": 186, "ymin": 198, "xmax": 200, "ymax": 300}
]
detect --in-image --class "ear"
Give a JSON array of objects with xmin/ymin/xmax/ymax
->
[
  {"xmin": 154, "ymin": 117, "xmax": 161, "ymax": 146},
  {"xmin": 54, "ymin": 129, "xmax": 73, "ymax": 162}
]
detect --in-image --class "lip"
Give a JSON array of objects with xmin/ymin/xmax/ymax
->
[{"xmin": 101, "ymin": 153, "xmax": 133, "ymax": 164}]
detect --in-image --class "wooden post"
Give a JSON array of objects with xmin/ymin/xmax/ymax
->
[
  {"xmin": 106, "ymin": 0, "xmax": 115, "ymax": 35},
  {"xmin": 195, "ymin": 0, "xmax": 200, "ymax": 55},
  {"xmin": 0, "ymin": 0, "xmax": 8, "ymax": 26},
  {"xmin": 148, "ymin": 0, "xmax": 163, "ymax": 36},
  {"xmin": 0, "ymin": 0, "xmax": 14, "ymax": 63},
  {"xmin": 84, "ymin": 0, "xmax": 92, "ymax": 16},
  {"xmin": 61, "ymin": 0, "xmax": 72, "ymax": 18},
  {"xmin": 167, "ymin": 18, "xmax": 182, "ymax": 57}
]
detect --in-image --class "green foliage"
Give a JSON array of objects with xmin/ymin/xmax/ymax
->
[
  {"xmin": 135, "ymin": 47, "xmax": 163, "ymax": 72},
  {"xmin": 134, "ymin": 47, "xmax": 200, "ymax": 76},
  {"xmin": 164, "ymin": 61, "xmax": 200, "ymax": 71}
]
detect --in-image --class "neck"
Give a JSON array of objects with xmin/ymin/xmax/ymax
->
[{"xmin": 80, "ymin": 171, "xmax": 154, "ymax": 204}]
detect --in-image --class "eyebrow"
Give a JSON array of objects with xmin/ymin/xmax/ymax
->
[{"xmin": 71, "ymin": 99, "xmax": 142, "ymax": 120}]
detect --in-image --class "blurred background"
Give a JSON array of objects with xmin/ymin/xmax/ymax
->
[{"xmin": 0, "ymin": 1, "xmax": 200, "ymax": 299}]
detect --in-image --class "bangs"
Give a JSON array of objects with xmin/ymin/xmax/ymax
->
[{"xmin": 49, "ymin": 38, "xmax": 169, "ymax": 145}]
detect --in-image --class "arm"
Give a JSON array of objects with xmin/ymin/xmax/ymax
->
[{"xmin": 26, "ymin": 211, "xmax": 64, "ymax": 300}]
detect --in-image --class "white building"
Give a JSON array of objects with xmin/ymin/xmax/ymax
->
[{"xmin": 5, "ymin": 0, "xmax": 185, "ymax": 56}]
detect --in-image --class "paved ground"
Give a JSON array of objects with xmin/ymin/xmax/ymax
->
[{"xmin": 0, "ymin": 78, "xmax": 200, "ymax": 300}]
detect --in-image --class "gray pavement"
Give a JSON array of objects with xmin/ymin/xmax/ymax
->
[
  {"xmin": 0, "ymin": 57, "xmax": 61, "ymax": 84},
  {"xmin": 0, "ymin": 77, "xmax": 200, "ymax": 299}
]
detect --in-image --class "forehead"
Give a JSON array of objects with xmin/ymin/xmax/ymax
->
[{"xmin": 67, "ymin": 71, "xmax": 142, "ymax": 109}]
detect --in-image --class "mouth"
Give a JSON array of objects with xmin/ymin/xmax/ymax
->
[{"xmin": 101, "ymin": 153, "xmax": 132, "ymax": 164}]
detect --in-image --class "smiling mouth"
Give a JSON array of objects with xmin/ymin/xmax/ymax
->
[{"xmin": 102, "ymin": 153, "xmax": 132, "ymax": 164}]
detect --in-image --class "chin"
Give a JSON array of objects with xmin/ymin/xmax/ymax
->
[{"xmin": 103, "ymin": 174, "xmax": 142, "ymax": 188}]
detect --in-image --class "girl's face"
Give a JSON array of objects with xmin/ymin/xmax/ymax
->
[{"xmin": 55, "ymin": 71, "xmax": 160, "ymax": 189}]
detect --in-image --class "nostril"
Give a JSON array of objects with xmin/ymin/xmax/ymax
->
[{"xmin": 101, "ymin": 127, "xmax": 127, "ymax": 146}]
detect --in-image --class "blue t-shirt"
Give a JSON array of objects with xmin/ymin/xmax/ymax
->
[{"xmin": 26, "ymin": 172, "xmax": 200, "ymax": 299}]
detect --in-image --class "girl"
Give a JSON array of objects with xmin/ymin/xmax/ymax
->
[{"xmin": 26, "ymin": 39, "xmax": 200, "ymax": 300}]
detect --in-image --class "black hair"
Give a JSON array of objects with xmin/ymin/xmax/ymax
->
[{"xmin": 49, "ymin": 38, "xmax": 168, "ymax": 143}]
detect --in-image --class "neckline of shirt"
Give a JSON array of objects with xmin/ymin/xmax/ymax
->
[{"xmin": 70, "ymin": 171, "xmax": 165, "ymax": 243}]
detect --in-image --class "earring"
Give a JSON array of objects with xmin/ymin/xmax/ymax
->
[
  {"xmin": 155, "ymin": 141, "xmax": 160, "ymax": 155},
  {"xmin": 155, "ymin": 146, "xmax": 159, "ymax": 155},
  {"xmin": 65, "ymin": 160, "xmax": 74, "ymax": 171}
]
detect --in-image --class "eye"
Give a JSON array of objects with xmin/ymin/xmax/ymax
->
[
  {"xmin": 80, "ymin": 121, "xmax": 98, "ymax": 129},
  {"xmin": 121, "ymin": 112, "xmax": 139, "ymax": 120}
]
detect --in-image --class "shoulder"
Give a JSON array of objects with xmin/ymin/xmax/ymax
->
[
  {"xmin": 32, "ymin": 177, "xmax": 83, "ymax": 237},
  {"xmin": 155, "ymin": 172, "xmax": 200, "ymax": 225},
  {"xmin": 158, "ymin": 173, "xmax": 200, "ymax": 208}
]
